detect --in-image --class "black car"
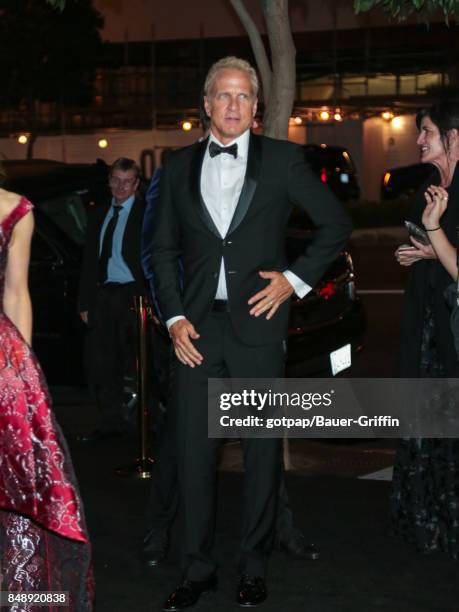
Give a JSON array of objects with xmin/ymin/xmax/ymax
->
[
  {"xmin": 2, "ymin": 159, "xmax": 365, "ymax": 383},
  {"xmin": 381, "ymin": 162, "xmax": 437, "ymax": 200},
  {"xmin": 2, "ymin": 159, "xmax": 109, "ymax": 384},
  {"xmin": 303, "ymin": 144, "xmax": 361, "ymax": 202},
  {"xmin": 285, "ymin": 207, "xmax": 365, "ymax": 376}
]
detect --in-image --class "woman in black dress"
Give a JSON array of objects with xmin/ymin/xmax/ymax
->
[{"xmin": 392, "ymin": 100, "xmax": 459, "ymax": 558}]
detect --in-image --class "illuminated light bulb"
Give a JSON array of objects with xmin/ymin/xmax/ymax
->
[
  {"xmin": 334, "ymin": 112, "xmax": 343, "ymax": 122},
  {"xmin": 319, "ymin": 110, "xmax": 330, "ymax": 121},
  {"xmin": 182, "ymin": 121, "xmax": 192, "ymax": 132},
  {"xmin": 18, "ymin": 134, "xmax": 28, "ymax": 144},
  {"xmin": 382, "ymin": 111, "xmax": 394, "ymax": 121},
  {"xmin": 391, "ymin": 116, "xmax": 403, "ymax": 129},
  {"xmin": 294, "ymin": 116, "xmax": 302, "ymax": 125},
  {"xmin": 98, "ymin": 138, "xmax": 108, "ymax": 149}
]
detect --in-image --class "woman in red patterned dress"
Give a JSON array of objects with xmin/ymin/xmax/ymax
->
[{"xmin": 0, "ymin": 181, "xmax": 94, "ymax": 611}]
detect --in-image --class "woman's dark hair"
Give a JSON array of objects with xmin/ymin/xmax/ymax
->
[
  {"xmin": 416, "ymin": 100, "xmax": 459, "ymax": 151},
  {"xmin": 0, "ymin": 162, "xmax": 6, "ymax": 187},
  {"xmin": 415, "ymin": 107, "xmax": 430, "ymax": 131}
]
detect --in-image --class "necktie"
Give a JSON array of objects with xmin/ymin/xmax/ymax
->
[
  {"xmin": 98, "ymin": 206, "xmax": 121, "ymax": 283},
  {"xmin": 209, "ymin": 141, "xmax": 238, "ymax": 159}
]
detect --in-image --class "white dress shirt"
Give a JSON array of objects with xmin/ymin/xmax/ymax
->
[
  {"xmin": 202, "ymin": 130, "xmax": 249, "ymax": 299},
  {"xmin": 166, "ymin": 129, "xmax": 311, "ymax": 329}
]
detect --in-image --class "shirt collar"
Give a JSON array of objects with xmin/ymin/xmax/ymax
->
[
  {"xmin": 207, "ymin": 128, "xmax": 250, "ymax": 161},
  {"xmin": 111, "ymin": 194, "xmax": 135, "ymax": 210}
]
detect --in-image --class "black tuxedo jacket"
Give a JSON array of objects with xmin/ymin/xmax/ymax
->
[
  {"xmin": 78, "ymin": 196, "xmax": 146, "ymax": 323},
  {"xmin": 151, "ymin": 133, "xmax": 353, "ymax": 346}
]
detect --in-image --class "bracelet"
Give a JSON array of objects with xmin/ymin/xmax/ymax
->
[{"xmin": 425, "ymin": 227, "xmax": 441, "ymax": 232}]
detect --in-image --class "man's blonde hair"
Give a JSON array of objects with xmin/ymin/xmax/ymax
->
[{"xmin": 204, "ymin": 56, "xmax": 259, "ymax": 98}]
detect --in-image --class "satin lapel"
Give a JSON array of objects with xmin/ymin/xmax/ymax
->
[
  {"xmin": 94, "ymin": 202, "xmax": 110, "ymax": 252},
  {"xmin": 227, "ymin": 132, "xmax": 262, "ymax": 235},
  {"xmin": 190, "ymin": 137, "xmax": 221, "ymax": 237}
]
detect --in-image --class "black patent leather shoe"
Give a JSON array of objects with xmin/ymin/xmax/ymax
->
[
  {"xmin": 77, "ymin": 428, "xmax": 125, "ymax": 443},
  {"xmin": 163, "ymin": 577, "xmax": 217, "ymax": 611},
  {"xmin": 141, "ymin": 531, "xmax": 168, "ymax": 567},
  {"xmin": 277, "ymin": 532, "xmax": 320, "ymax": 560},
  {"xmin": 237, "ymin": 575, "xmax": 267, "ymax": 607}
]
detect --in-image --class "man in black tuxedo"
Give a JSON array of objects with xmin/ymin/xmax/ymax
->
[
  {"xmin": 78, "ymin": 158, "xmax": 146, "ymax": 442},
  {"xmin": 152, "ymin": 57, "xmax": 352, "ymax": 610},
  {"xmin": 142, "ymin": 143, "xmax": 320, "ymax": 568}
]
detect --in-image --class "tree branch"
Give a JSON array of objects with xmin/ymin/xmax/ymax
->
[{"xmin": 229, "ymin": 0, "xmax": 272, "ymax": 102}]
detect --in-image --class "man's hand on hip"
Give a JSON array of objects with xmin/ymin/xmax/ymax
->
[
  {"xmin": 170, "ymin": 319, "xmax": 203, "ymax": 367},
  {"xmin": 248, "ymin": 271, "xmax": 294, "ymax": 320}
]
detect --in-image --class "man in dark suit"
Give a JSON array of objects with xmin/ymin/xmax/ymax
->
[
  {"xmin": 141, "ymin": 144, "xmax": 320, "ymax": 567},
  {"xmin": 78, "ymin": 157, "xmax": 146, "ymax": 442},
  {"xmin": 152, "ymin": 57, "xmax": 352, "ymax": 610}
]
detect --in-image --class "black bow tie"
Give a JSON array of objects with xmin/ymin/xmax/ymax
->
[{"xmin": 209, "ymin": 141, "xmax": 238, "ymax": 159}]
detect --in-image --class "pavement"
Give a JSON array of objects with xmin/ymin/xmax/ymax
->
[
  {"xmin": 50, "ymin": 392, "xmax": 459, "ymax": 612},
  {"xmin": 48, "ymin": 222, "xmax": 452, "ymax": 612}
]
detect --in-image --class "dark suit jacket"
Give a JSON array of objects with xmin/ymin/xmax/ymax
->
[
  {"xmin": 141, "ymin": 168, "xmax": 163, "ymax": 284},
  {"xmin": 78, "ymin": 195, "xmax": 146, "ymax": 324},
  {"xmin": 151, "ymin": 133, "xmax": 353, "ymax": 346}
]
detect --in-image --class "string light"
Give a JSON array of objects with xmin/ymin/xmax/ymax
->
[
  {"xmin": 98, "ymin": 138, "xmax": 108, "ymax": 149},
  {"xmin": 319, "ymin": 110, "xmax": 330, "ymax": 121},
  {"xmin": 17, "ymin": 134, "xmax": 28, "ymax": 144},
  {"xmin": 382, "ymin": 111, "xmax": 394, "ymax": 121},
  {"xmin": 182, "ymin": 120, "xmax": 192, "ymax": 132}
]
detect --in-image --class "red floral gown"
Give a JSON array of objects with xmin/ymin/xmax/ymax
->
[{"xmin": 0, "ymin": 198, "xmax": 94, "ymax": 611}]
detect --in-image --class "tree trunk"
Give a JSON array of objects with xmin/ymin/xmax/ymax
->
[
  {"xmin": 262, "ymin": 0, "xmax": 296, "ymax": 139},
  {"xmin": 229, "ymin": 0, "xmax": 296, "ymax": 140}
]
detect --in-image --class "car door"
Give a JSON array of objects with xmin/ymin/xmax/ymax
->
[{"xmin": 29, "ymin": 224, "xmax": 68, "ymax": 382}]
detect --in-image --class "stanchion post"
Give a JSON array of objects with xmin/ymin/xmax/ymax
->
[
  {"xmin": 115, "ymin": 294, "xmax": 153, "ymax": 478},
  {"xmin": 135, "ymin": 295, "xmax": 151, "ymax": 477}
]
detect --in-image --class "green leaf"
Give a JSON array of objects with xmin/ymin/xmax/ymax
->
[
  {"xmin": 354, "ymin": 0, "xmax": 459, "ymax": 23},
  {"xmin": 46, "ymin": 0, "xmax": 66, "ymax": 10},
  {"xmin": 354, "ymin": 0, "xmax": 377, "ymax": 12}
]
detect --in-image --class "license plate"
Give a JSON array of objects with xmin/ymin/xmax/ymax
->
[{"xmin": 330, "ymin": 344, "xmax": 352, "ymax": 376}]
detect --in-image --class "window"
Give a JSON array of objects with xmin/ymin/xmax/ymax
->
[{"xmin": 40, "ymin": 192, "xmax": 88, "ymax": 246}]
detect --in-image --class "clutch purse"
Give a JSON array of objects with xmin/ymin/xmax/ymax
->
[{"xmin": 404, "ymin": 220, "xmax": 431, "ymax": 246}]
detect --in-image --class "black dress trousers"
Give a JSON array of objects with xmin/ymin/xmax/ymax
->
[
  {"xmin": 85, "ymin": 282, "xmax": 138, "ymax": 432},
  {"xmin": 172, "ymin": 311, "xmax": 283, "ymax": 581}
]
